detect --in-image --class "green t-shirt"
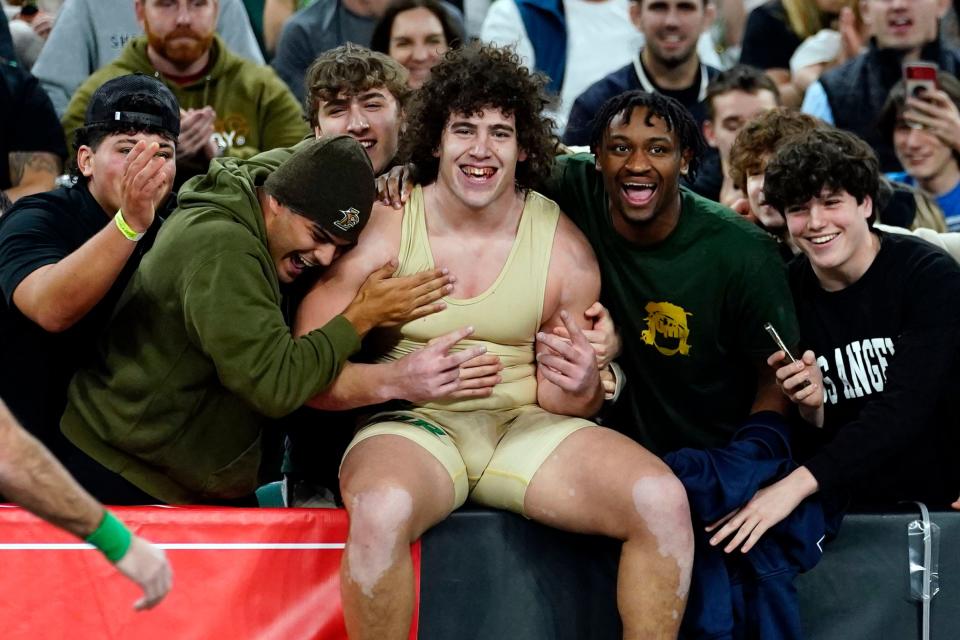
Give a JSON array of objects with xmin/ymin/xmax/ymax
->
[{"xmin": 545, "ymin": 153, "xmax": 800, "ymax": 454}]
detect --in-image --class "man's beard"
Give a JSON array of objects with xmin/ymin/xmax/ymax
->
[
  {"xmin": 145, "ymin": 22, "xmax": 214, "ymax": 69},
  {"xmin": 648, "ymin": 41, "xmax": 697, "ymax": 70}
]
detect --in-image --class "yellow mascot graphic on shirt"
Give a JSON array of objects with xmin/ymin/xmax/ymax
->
[{"xmin": 641, "ymin": 301, "xmax": 692, "ymax": 356}]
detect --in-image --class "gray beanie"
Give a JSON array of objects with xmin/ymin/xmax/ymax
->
[{"xmin": 264, "ymin": 135, "xmax": 376, "ymax": 242}]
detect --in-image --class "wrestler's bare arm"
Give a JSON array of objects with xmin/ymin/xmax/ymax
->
[
  {"xmin": 296, "ymin": 204, "xmax": 403, "ymax": 335},
  {"xmin": 535, "ymin": 212, "xmax": 604, "ymax": 417},
  {"xmin": 0, "ymin": 399, "xmax": 172, "ymax": 610},
  {"xmin": 294, "ymin": 204, "xmax": 411, "ymax": 409}
]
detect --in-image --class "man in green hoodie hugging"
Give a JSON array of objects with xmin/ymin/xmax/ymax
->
[{"xmin": 59, "ymin": 135, "xmax": 453, "ymax": 505}]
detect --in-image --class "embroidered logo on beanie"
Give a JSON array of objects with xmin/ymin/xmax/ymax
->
[
  {"xmin": 264, "ymin": 136, "xmax": 375, "ymax": 242},
  {"xmin": 334, "ymin": 208, "xmax": 361, "ymax": 232}
]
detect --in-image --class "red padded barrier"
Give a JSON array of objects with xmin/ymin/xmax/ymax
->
[{"xmin": 0, "ymin": 505, "xmax": 420, "ymax": 639}]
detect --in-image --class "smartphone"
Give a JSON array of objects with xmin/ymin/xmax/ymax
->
[
  {"xmin": 904, "ymin": 62, "xmax": 939, "ymax": 99},
  {"xmin": 764, "ymin": 322, "xmax": 814, "ymax": 390},
  {"xmin": 763, "ymin": 322, "xmax": 800, "ymax": 365}
]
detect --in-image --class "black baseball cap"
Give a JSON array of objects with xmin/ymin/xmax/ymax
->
[{"xmin": 83, "ymin": 73, "xmax": 180, "ymax": 139}]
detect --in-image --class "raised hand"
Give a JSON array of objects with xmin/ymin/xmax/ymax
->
[
  {"xmin": 837, "ymin": 6, "xmax": 866, "ymax": 64},
  {"xmin": 120, "ymin": 140, "xmax": 175, "ymax": 233},
  {"xmin": 904, "ymin": 90, "xmax": 960, "ymax": 153},
  {"xmin": 375, "ymin": 163, "xmax": 414, "ymax": 209},
  {"xmin": 178, "ymin": 107, "xmax": 217, "ymax": 159}
]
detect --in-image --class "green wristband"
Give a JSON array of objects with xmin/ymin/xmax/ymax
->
[{"xmin": 85, "ymin": 510, "xmax": 133, "ymax": 563}]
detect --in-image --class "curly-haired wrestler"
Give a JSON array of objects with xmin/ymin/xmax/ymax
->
[{"xmin": 295, "ymin": 43, "xmax": 694, "ymax": 639}]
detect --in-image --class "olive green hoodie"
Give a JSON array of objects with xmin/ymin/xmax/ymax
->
[
  {"xmin": 61, "ymin": 35, "xmax": 308, "ymax": 177},
  {"xmin": 61, "ymin": 144, "xmax": 359, "ymax": 504}
]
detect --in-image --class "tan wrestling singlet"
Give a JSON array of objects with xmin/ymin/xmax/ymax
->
[{"xmin": 373, "ymin": 185, "xmax": 561, "ymax": 411}]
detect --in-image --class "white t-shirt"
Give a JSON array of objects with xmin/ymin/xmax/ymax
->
[{"xmin": 562, "ymin": 0, "xmax": 645, "ymax": 125}]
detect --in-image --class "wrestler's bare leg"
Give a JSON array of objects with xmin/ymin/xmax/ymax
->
[
  {"xmin": 339, "ymin": 435, "xmax": 456, "ymax": 640},
  {"xmin": 524, "ymin": 427, "xmax": 693, "ymax": 640}
]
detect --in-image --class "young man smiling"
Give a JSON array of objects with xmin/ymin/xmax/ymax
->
[
  {"xmin": 295, "ymin": 45, "xmax": 693, "ymax": 640},
  {"xmin": 707, "ymin": 128, "xmax": 960, "ymax": 555},
  {"xmin": 545, "ymin": 90, "xmax": 797, "ymax": 456},
  {"xmin": 542, "ymin": 90, "xmax": 808, "ymax": 638},
  {"xmin": 881, "ymin": 72, "xmax": 960, "ymax": 230},
  {"xmin": 274, "ymin": 44, "xmax": 417, "ymax": 507},
  {"xmin": 0, "ymin": 74, "xmax": 178, "ymax": 461},
  {"xmin": 563, "ymin": 0, "xmax": 719, "ymax": 146},
  {"xmin": 304, "ymin": 44, "xmax": 410, "ymax": 176}
]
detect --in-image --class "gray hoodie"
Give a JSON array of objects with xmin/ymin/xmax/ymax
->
[{"xmin": 31, "ymin": 0, "xmax": 264, "ymax": 116}]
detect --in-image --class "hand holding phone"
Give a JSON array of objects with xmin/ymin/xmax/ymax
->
[
  {"xmin": 904, "ymin": 62, "xmax": 939, "ymax": 99},
  {"xmin": 764, "ymin": 323, "xmax": 800, "ymax": 365},
  {"xmin": 764, "ymin": 323, "xmax": 824, "ymax": 426},
  {"xmin": 900, "ymin": 64, "xmax": 960, "ymax": 147},
  {"xmin": 764, "ymin": 322, "xmax": 814, "ymax": 392}
]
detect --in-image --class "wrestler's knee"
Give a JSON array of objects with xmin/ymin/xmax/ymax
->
[
  {"xmin": 629, "ymin": 474, "xmax": 694, "ymax": 576},
  {"xmin": 629, "ymin": 474, "xmax": 691, "ymax": 536},
  {"xmin": 341, "ymin": 484, "xmax": 415, "ymax": 597},
  {"xmin": 345, "ymin": 484, "xmax": 416, "ymax": 548}
]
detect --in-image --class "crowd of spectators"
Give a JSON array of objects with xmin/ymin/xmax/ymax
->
[{"xmin": 1, "ymin": 0, "xmax": 960, "ymax": 632}]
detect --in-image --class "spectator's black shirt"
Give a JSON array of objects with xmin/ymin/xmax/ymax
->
[
  {"xmin": 790, "ymin": 231, "xmax": 960, "ymax": 507},
  {"xmin": 739, "ymin": 0, "xmax": 803, "ymax": 71},
  {"xmin": 0, "ymin": 58, "xmax": 67, "ymax": 192},
  {"xmin": 0, "ymin": 185, "xmax": 164, "ymax": 456}
]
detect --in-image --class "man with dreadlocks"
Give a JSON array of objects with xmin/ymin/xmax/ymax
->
[
  {"xmin": 295, "ymin": 45, "xmax": 694, "ymax": 639},
  {"xmin": 540, "ymin": 90, "xmax": 814, "ymax": 638},
  {"xmin": 543, "ymin": 90, "xmax": 799, "ymax": 457}
]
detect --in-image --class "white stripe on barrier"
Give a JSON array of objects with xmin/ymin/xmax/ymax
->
[{"xmin": 0, "ymin": 542, "xmax": 346, "ymax": 550}]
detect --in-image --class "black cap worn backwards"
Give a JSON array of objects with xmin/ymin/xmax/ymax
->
[
  {"xmin": 84, "ymin": 73, "xmax": 180, "ymax": 139},
  {"xmin": 264, "ymin": 135, "xmax": 376, "ymax": 243}
]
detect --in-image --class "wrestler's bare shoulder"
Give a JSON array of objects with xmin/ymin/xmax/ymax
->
[
  {"xmin": 542, "ymin": 209, "xmax": 601, "ymax": 323},
  {"xmin": 344, "ymin": 201, "xmax": 404, "ymax": 264},
  {"xmin": 552, "ymin": 210, "xmax": 599, "ymax": 277}
]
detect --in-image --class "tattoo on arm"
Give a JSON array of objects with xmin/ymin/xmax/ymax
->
[
  {"xmin": 0, "ymin": 190, "xmax": 12, "ymax": 216},
  {"xmin": 9, "ymin": 152, "xmax": 62, "ymax": 187}
]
